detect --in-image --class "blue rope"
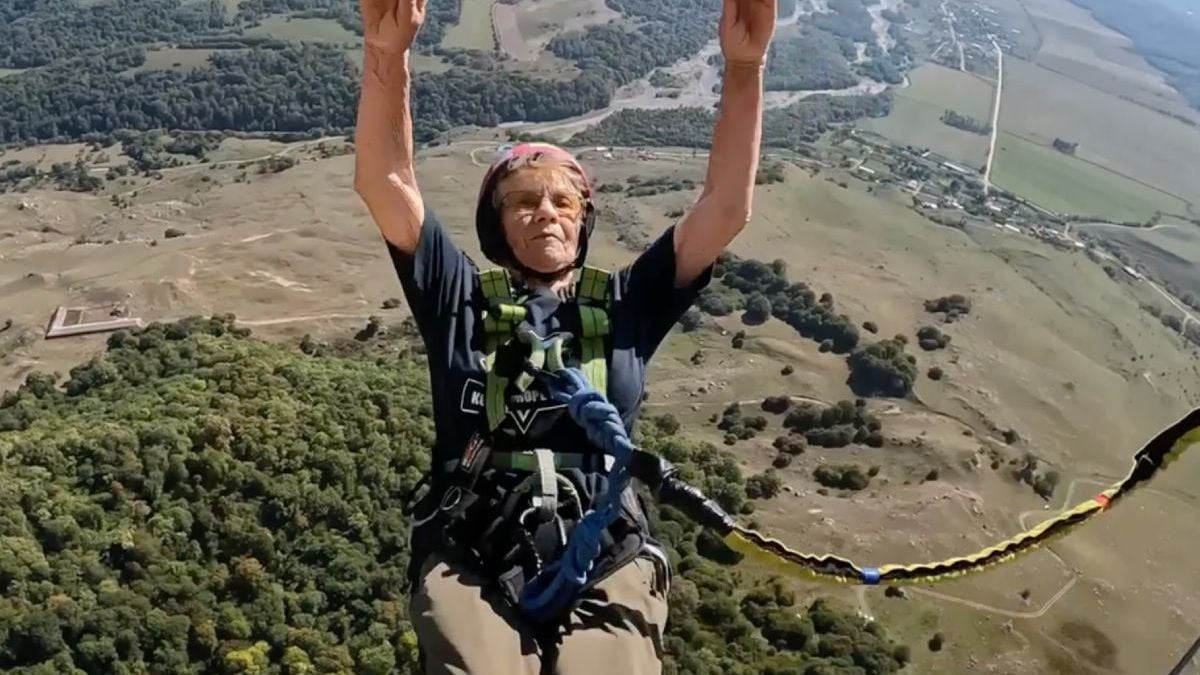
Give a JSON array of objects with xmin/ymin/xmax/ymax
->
[{"xmin": 518, "ymin": 367, "xmax": 636, "ymax": 622}]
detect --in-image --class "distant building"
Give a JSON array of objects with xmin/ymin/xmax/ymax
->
[
  {"xmin": 942, "ymin": 161, "xmax": 973, "ymax": 175},
  {"xmin": 1122, "ymin": 265, "xmax": 1144, "ymax": 280},
  {"xmin": 45, "ymin": 305, "xmax": 143, "ymax": 339}
]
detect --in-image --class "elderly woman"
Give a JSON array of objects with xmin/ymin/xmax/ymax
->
[{"xmin": 354, "ymin": 0, "xmax": 775, "ymax": 672}]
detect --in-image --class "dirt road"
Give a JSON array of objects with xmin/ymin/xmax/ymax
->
[{"xmin": 983, "ymin": 39, "xmax": 1004, "ymax": 196}]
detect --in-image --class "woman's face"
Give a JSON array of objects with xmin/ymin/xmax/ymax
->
[{"xmin": 495, "ymin": 163, "xmax": 586, "ymax": 275}]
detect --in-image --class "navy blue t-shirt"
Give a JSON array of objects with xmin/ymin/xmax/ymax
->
[{"xmin": 388, "ymin": 210, "xmax": 712, "ymax": 470}]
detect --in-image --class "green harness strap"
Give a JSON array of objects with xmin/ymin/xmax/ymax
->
[{"xmin": 479, "ymin": 266, "xmax": 612, "ymax": 433}]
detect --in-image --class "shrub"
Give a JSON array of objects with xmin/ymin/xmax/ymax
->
[
  {"xmin": 813, "ymin": 463, "xmax": 870, "ymax": 491},
  {"xmin": 746, "ymin": 470, "xmax": 783, "ymax": 499},
  {"xmin": 925, "ymin": 294, "xmax": 971, "ymax": 316},
  {"xmin": 654, "ymin": 413, "xmax": 681, "ymax": 435},
  {"xmin": 773, "ymin": 435, "xmax": 807, "ymax": 455},
  {"xmin": 847, "ymin": 339, "xmax": 918, "ymax": 397},
  {"xmin": 761, "ymin": 396, "xmax": 792, "ymax": 414},
  {"xmin": 916, "ymin": 325, "xmax": 951, "ymax": 351},
  {"xmin": 928, "ymin": 366, "xmax": 944, "ymax": 380}
]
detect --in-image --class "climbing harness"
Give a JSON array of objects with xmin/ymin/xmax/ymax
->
[
  {"xmin": 531, "ymin": 364, "xmax": 1199, "ymax": 589},
  {"xmin": 478, "ymin": 265, "xmax": 611, "ymax": 433},
  {"xmin": 404, "ymin": 263, "xmax": 655, "ymax": 622}
]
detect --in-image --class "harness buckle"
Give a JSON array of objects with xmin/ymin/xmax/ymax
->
[{"xmin": 440, "ymin": 486, "xmax": 464, "ymax": 512}]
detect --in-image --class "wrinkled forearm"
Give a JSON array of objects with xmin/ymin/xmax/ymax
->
[
  {"xmin": 673, "ymin": 62, "xmax": 764, "ymax": 286},
  {"xmin": 701, "ymin": 61, "xmax": 765, "ymax": 219},
  {"xmin": 354, "ymin": 46, "xmax": 425, "ymax": 252}
]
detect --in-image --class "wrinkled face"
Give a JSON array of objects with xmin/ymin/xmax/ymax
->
[{"xmin": 494, "ymin": 160, "xmax": 587, "ymax": 276}]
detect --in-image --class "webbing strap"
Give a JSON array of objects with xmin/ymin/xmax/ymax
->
[
  {"xmin": 485, "ymin": 349, "xmax": 507, "ymax": 432},
  {"xmin": 576, "ymin": 266, "xmax": 609, "ymax": 304},
  {"xmin": 577, "ymin": 266, "xmax": 611, "ymax": 401},
  {"xmin": 481, "ymin": 269, "xmax": 525, "ymax": 344},
  {"xmin": 532, "ymin": 449, "xmax": 558, "ymax": 519},
  {"xmin": 481, "ymin": 269, "xmax": 517, "ymax": 430},
  {"xmin": 477, "ymin": 265, "xmax": 612, "ymax": 433}
]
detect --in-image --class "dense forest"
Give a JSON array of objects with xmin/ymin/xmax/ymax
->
[
  {"xmin": 0, "ymin": 0, "xmax": 227, "ymax": 69},
  {"xmin": 0, "ymin": 0, "xmax": 752, "ymax": 145},
  {"xmin": 0, "ymin": 315, "xmax": 913, "ymax": 673},
  {"xmin": 813, "ymin": 0, "xmax": 876, "ymax": 43},
  {"xmin": 1, "ymin": 0, "xmax": 911, "ymax": 146},
  {"xmin": 569, "ymin": 93, "xmax": 893, "ymax": 149},
  {"xmin": 765, "ymin": 31, "xmax": 859, "ymax": 92},
  {"xmin": 549, "ymin": 0, "xmax": 722, "ymax": 87},
  {"xmin": 0, "ymin": 42, "xmax": 615, "ymax": 144},
  {"xmin": 1066, "ymin": 0, "xmax": 1200, "ymax": 108}
]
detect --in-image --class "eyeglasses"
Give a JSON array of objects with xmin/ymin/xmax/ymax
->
[{"xmin": 497, "ymin": 188, "xmax": 585, "ymax": 218}]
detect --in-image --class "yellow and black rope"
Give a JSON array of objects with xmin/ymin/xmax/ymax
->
[{"xmin": 651, "ymin": 407, "xmax": 1200, "ymax": 586}]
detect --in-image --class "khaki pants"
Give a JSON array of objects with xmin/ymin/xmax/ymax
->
[{"xmin": 409, "ymin": 552, "xmax": 670, "ymax": 675}]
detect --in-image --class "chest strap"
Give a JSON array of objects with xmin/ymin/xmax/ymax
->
[{"xmin": 479, "ymin": 266, "xmax": 612, "ymax": 433}]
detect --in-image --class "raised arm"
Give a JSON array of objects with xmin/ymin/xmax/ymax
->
[
  {"xmin": 673, "ymin": 0, "xmax": 776, "ymax": 287},
  {"xmin": 354, "ymin": 0, "xmax": 428, "ymax": 255}
]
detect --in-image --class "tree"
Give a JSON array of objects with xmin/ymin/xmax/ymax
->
[
  {"xmin": 746, "ymin": 470, "xmax": 783, "ymax": 499},
  {"xmin": 744, "ymin": 292, "xmax": 772, "ymax": 325},
  {"xmin": 654, "ymin": 413, "xmax": 681, "ymax": 435},
  {"xmin": 0, "ymin": 312, "xmax": 914, "ymax": 673},
  {"xmin": 847, "ymin": 339, "xmax": 918, "ymax": 397}
]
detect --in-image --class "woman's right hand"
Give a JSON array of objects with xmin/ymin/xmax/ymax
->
[{"xmin": 361, "ymin": 0, "xmax": 427, "ymax": 54}]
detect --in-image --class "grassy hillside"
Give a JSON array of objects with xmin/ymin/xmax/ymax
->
[
  {"xmin": 3, "ymin": 131, "xmax": 1199, "ymax": 675},
  {"xmin": 0, "ymin": 314, "xmax": 913, "ymax": 674}
]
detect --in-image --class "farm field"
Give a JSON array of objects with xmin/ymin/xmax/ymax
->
[
  {"xmin": 126, "ymin": 47, "xmax": 224, "ymax": 74},
  {"xmin": 442, "ymin": 0, "xmax": 497, "ymax": 51},
  {"xmin": 862, "ymin": 63, "xmax": 996, "ymax": 167},
  {"xmin": 990, "ymin": 132, "xmax": 1190, "ymax": 221},
  {"xmin": 996, "ymin": 57, "xmax": 1200, "ymax": 215},
  {"xmin": 247, "ymin": 15, "xmax": 361, "ymax": 45},
  {"xmin": 1021, "ymin": 0, "xmax": 1200, "ymax": 125}
]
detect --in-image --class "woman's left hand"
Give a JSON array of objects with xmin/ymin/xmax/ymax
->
[{"xmin": 719, "ymin": 0, "xmax": 777, "ymax": 66}]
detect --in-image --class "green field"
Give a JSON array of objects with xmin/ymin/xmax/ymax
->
[
  {"xmin": 861, "ymin": 64, "xmax": 995, "ymax": 167},
  {"xmin": 247, "ymin": 15, "xmax": 360, "ymax": 44},
  {"xmin": 516, "ymin": 0, "xmax": 590, "ymax": 42},
  {"xmin": 0, "ymin": 67, "xmax": 26, "ymax": 79},
  {"xmin": 443, "ymin": 0, "xmax": 496, "ymax": 50},
  {"xmin": 991, "ymin": 132, "xmax": 1190, "ymax": 221},
  {"xmin": 127, "ymin": 48, "xmax": 224, "ymax": 74},
  {"xmin": 999, "ymin": 57, "xmax": 1200, "ymax": 209}
]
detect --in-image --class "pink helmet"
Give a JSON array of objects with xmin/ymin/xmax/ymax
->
[{"xmin": 474, "ymin": 142, "xmax": 596, "ymax": 280}]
